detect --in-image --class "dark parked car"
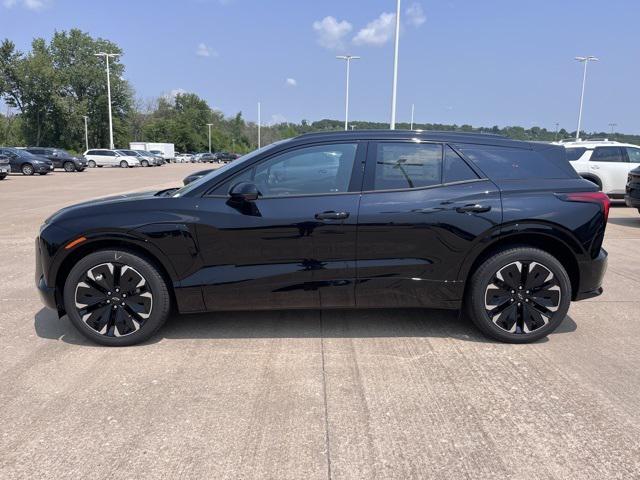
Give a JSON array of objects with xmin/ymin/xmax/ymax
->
[
  {"xmin": 214, "ymin": 151, "xmax": 238, "ymax": 163},
  {"xmin": 625, "ymin": 165, "xmax": 640, "ymax": 213},
  {"xmin": 183, "ymin": 169, "xmax": 214, "ymax": 185},
  {"xmin": 24, "ymin": 147, "xmax": 87, "ymax": 172},
  {"xmin": 0, "ymin": 154, "xmax": 10, "ymax": 179},
  {"xmin": 0, "ymin": 147, "xmax": 53, "ymax": 175},
  {"xmin": 36, "ymin": 131, "xmax": 609, "ymax": 346},
  {"xmin": 196, "ymin": 152, "xmax": 216, "ymax": 163}
]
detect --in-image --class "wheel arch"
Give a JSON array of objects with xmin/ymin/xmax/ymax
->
[
  {"xmin": 460, "ymin": 232, "xmax": 581, "ymax": 301},
  {"xmin": 54, "ymin": 237, "xmax": 177, "ymax": 316}
]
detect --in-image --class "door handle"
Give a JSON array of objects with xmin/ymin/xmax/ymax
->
[
  {"xmin": 315, "ymin": 211, "xmax": 350, "ymax": 220},
  {"xmin": 590, "ymin": 165, "xmax": 600, "ymax": 169},
  {"xmin": 456, "ymin": 204, "xmax": 491, "ymax": 214}
]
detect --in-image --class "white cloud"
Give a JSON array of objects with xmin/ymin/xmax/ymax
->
[
  {"xmin": 285, "ymin": 78, "xmax": 297, "ymax": 87},
  {"xmin": 270, "ymin": 114, "xmax": 287, "ymax": 125},
  {"xmin": 196, "ymin": 43, "xmax": 217, "ymax": 58},
  {"xmin": 353, "ymin": 12, "xmax": 396, "ymax": 47},
  {"xmin": 3, "ymin": 0, "xmax": 50, "ymax": 10},
  {"xmin": 164, "ymin": 88, "xmax": 188, "ymax": 102},
  {"xmin": 406, "ymin": 2, "xmax": 426, "ymax": 27},
  {"xmin": 312, "ymin": 16, "xmax": 353, "ymax": 50}
]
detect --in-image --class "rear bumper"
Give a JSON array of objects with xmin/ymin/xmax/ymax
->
[{"xmin": 574, "ymin": 248, "xmax": 608, "ymax": 301}]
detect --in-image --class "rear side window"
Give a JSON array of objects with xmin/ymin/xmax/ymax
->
[
  {"xmin": 565, "ymin": 148, "xmax": 586, "ymax": 161},
  {"xmin": 591, "ymin": 147, "xmax": 626, "ymax": 163},
  {"xmin": 455, "ymin": 144, "xmax": 574, "ymax": 180},
  {"xmin": 373, "ymin": 142, "xmax": 442, "ymax": 190},
  {"xmin": 626, "ymin": 147, "xmax": 640, "ymax": 163},
  {"xmin": 444, "ymin": 146, "xmax": 479, "ymax": 183}
]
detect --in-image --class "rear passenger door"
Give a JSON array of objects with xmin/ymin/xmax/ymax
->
[
  {"xmin": 589, "ymin": 146, "xmax": 628, "ymax": 194},
  {"xmin": 355, "ymin": 141, "xmax": 502, "ymax": 309}
]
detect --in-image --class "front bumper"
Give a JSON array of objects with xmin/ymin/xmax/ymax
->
[
  {"xmin": 35, "ymin": 237, "xmax": 58, "ymax": 311},
  {"xmin": 0, "ymin": 164, "xmax": 9, "ymax": 174},
  {"xmin": 36, "ymin": 164, "xmax": 53, "ymax": 173},
  {"xmin": 574, "ymin": 248, "xmax": 608, "ymax": 301}
]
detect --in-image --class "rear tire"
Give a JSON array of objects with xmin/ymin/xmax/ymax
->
[
  {"xmin": 63, "ymin": 249, "xmax": 171, "ymax": 346},
  {"xmin": 88, "ymin": 160, "xmax": 96, "ymax": 168},
  {"xmin": 0, "ymin": 173, "xmax": 6, "ymax": 180},
  {"xmin": 63, "ymin": 161, "xmax": 76, "ymax": 172},
  {"xmin": 21, "ymin": 163, "xmax": 35, "ymax": 176},
  {"xmin": 465, "ymin": 247, "xmax": 571, "ymax": 343},
  {"xmin": 120, "ymin": 160, "xmax": 128, "ymax": 168}
]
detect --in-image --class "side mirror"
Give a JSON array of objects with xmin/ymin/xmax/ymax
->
[{"xmin": 229, "ymin": 181, "xmax": 260, "ymax": 202}]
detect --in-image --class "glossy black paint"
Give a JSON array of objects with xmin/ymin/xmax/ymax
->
[
  {"xmin": 183, "ymin": 169, "xmax": 215, "ymax": 185},
  {"xmin": 36, "ymin": 130, "xmax": 609, "ymax": 317},
  {"xmin": 24, "ymin": 147, "xmax": 87, "ymax": 171}
]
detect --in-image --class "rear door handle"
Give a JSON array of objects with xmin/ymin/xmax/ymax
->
[
  {"xmin": 456, "ymin": 204, "xmax": 491, "ymax": 214},
  {"xmin": 315, "ymin": 211, "xmax": 350, "ymax": 220}
]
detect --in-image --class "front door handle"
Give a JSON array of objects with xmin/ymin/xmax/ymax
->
[
  {"xmin": 315, "ymin": 211, "xmax": 350, "ymax": 220},
  {"xmin": 456, "ymin": 204, "xmax": 491, "ymax": 214}
]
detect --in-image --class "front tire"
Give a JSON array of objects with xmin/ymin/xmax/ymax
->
[
  {"xmin": 465, "ymin": 247, "xmax": 571, "ymax": 343},
  {"xmin": 120, "ymin": 160, "xmax": 129, "ymax": 168},
  {"xmin": 141, "ymin": 160, "xmax": 149, "ymax": 167},
  {"xmin": 21, "ymin": 163, "xmax": 35, "ymax": 176},
  {"xmin": 63, "ymin": 161, "xmax": 76, "ymax": 172},
  {"xmin": 88, "ymin": 160, "xmax": 96, "ymax": 168},
  {"xmin": 63, "ymin": 250, "xmax": 171, "ymax": 346}
]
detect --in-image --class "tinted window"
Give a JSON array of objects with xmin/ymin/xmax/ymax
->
[
  {"xmin": 591, "ymin": 147, "xmax": 625, "ymax": 163},
  {"xmin": 373, "ymin": 143, "xmax": 442, "ymax": 190},
  {"xmin": 86, "ymin": 150, "xmax": 99, "ymax": 155},
  {"xmin": 625, "ymin": 147, "xmax": 640, "ymax": 163},
  {"xmin": 565, "ymin": 147, "xmax": 586, "ymax": 161},
  {"xmin": 444, "ymin": 146, "xmax": 479, "ymax": 183},
  {"xmin": 455, "ymin": 144, "xmax": 573, "ymax": 180},
  {"xmin": 210, "ymin": 143, "xmax": 357, "ymax": 197}
]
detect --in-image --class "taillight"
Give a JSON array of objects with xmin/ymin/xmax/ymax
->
[{"xmin": 559, "ymin": 192, "xmax": 610, "ymax": 222}]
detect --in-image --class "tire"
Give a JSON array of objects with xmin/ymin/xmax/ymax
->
[
  {"xmin": 88, "ymin": 160, "xmax": 96, "ymax": 168},
  {"xmin": 21, "ymin": 163, "xmax": 35, "ymax": 176},
  {"xmin": 120, "ymin": 160, "xmax": 129, "ymax": 168},
  {"xmin": 63, "ymin": 249, "xmax": 171, "ymax": 346},
  {"xmin": 0, "ymin": 173, "xmax": 6, "ymax": 180},
  {"xmin": 63, "ymin": 161, "xmax": 76, "ymax": 172},
  {"xmin": 465, "ymin": 247, "xmax": 571, "ymax": 343},
  {"xmin": 141, "ymin": 160, "xmax": 149, "ymax": 167}
]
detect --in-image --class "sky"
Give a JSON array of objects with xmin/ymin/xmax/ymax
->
[{"xmin": 1, "ymin": 0, "xmax": 640, "ymax": 133}]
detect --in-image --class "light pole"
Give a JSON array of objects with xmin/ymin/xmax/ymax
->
[
  {"xmin": 554, "ymin": 122, "xmax": 560, "ymax": 141},
  {"xmin": 336, "ymin": 55, "xmax": 360, "ymax": 131},
  {"xmin": 608, "ymin": 122, "xmax": 617, "ymax": 135},
  {"xmin": 410, "ymin": 103, "xmax": 415, "ymax": 130},
  {"xmin": 83, "ymin": 116, "xmax": 89, "ymax": 151},
  {"xmin": 257, "ymin": 102, "xmax": 261, "ymax": 149},
  {"xmin": 94, "ymin": 52, "xmax": 120, "ymax": 149},
  {"xmin": 390, "ymin": 0, "xmax": 402, "ymax": 129},
  {"xmin": 574, "ymin": 55, "xmax": 599, "ymax": 141},
  {"xmin": 206, "ymin": 123, "xmax": 213, "ymax": 153}
]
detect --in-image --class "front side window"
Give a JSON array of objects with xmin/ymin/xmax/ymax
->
[
  {"xmin": 209, "ymin": 143, "xmax": 357, "ymax": 197},
  {"xmin": 373, "ymin": 142, "xmax": 442, "ymax": 190},
  {"xmin": 591, "ymin": 147, "xmax": 625, "ymax": 163},
  {"xmin": 625, "ymin": 147, "xmax": 640, "ymax": 163}
]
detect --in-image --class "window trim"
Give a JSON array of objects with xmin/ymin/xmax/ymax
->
[{"xmin": 202, "ymin": 140, "xmax": 366, "ymax": 199}]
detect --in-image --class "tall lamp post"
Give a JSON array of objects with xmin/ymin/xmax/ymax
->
[
  {"xmin": 94, "ymin": 52, "xmax": 120, "ymax": 149},
  {"xmin": 608, "ymin": 122, "xmax": 617, "ymax": 136},
  {"xmin": 257, "ymin": 102, "xmax": 261, "ymax": 149},
  {"xmin": 206, "ymin": 123, "xmax": 213, "ymax": 153},
  {"xmin": 83, "ymin": 116, "xmax": 89, "ymax": 151},
  {"xmin": 336, "ymin": 55, "xmax": 360, "ymax": 131},
  {"xmin": 574, "ymin": 55, "xmax": 599, "ymax": 141},
  {"xmin": 410, "ymin": 103, "xmax": 415, "ymax": 130},
  {"xmin": 390, "ymin": 0, "xmax": 401, "ymax": 129}
]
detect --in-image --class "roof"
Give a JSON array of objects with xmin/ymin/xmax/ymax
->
[
  {"xmin": 557, "ymin": 139, "xmax": 639, "ymax": 148},
  {"xmin": 292, "ymin": 129, "xmax": 534, "ymax": 148}
]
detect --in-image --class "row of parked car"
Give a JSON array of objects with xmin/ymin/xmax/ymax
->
[
  {"xmin": 175, "ymin": 151, "xmax": 240, "ymax": 164},
  {"xmin": 0, "ymin": 147, "xmax": 172, "ymax": 177}
]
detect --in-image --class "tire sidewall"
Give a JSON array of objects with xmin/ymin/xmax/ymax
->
[
  {"xmin": 63, "ymin": 250, "xmax": 171, "ymax": 346},
  {"xmin": 88, "ymin": 160, "xmax": 96, "ymax": 168},
  {"xmin": 467, "ymin": 248, "xmax": 571, "ymax": 343},
  {"xmin": 22, "ymin": 163, "xmax": 34, "ymax": 175},
  {"xmin": 64, "ymin": 161, "xmax": 76, "ymax": 172},
  {"xmin": 120, "ymin": 160, "xmax": 128, "ymax": 168}
]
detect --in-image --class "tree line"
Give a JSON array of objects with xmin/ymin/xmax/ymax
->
[{"xmin": 2, "ymin": 29, "xmax": 639, "ymax": 154}]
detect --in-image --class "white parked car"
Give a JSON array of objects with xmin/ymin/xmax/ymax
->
[
  {"xmin": 561, "ymin": 140, "xmax": 640, "ymax": 198},
  {"xmin": 83, "ymin": 149, "xmax": 141, "ymax": 168},
  {"xmin": 175, "ymin": 153, "xmax": 193, "ymax": 163},
  {"xmin": 119, "ymin": 149, "xmax": 159, "ymax": 167}
]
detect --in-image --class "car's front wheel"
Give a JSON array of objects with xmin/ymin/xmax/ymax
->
[
  {"xmin": 21, "ymin": 163, "xmax": 35, "ymax": 176},
  {"xmin": 88, "ymin": 160, "xmax": 96, "ymax": 168},
  {"xmin": 63, "ymin": 249, "xmax": 171, "ymax": 346},
  {"xmin": 63, "ymin": 161, "xmax": 76, "ymax": 172},
  {"xmin": 465, "ymin": 247, "xmax": 571, "ymax": 343},
  {"xmin": 119, "ymin": 160, "xmax": 129, "ymax": 168},
  {"xmin": 141, "ymin": 160, "xmax": 149, "ymax": 167}
]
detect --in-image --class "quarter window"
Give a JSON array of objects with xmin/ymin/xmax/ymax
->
[
  {"xmin": 591, "ymin": 147, "xmax": 625, "ymax": 163},
  {"xmin": 444, "ymin": 146, "xmax": 479, "ymax": 183},
  {"xmin": 373, "ymin": 143, "xmax": 442, "ymax": 190},
  {"xmin": 625, "ymin": 148, "xmax": 640, "ymax": 163},
  {"xmin": 565, "ymin": 148, "xmax": 586, "ymax": 161}
]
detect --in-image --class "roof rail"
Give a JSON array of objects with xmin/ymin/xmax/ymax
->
[{"xmin": 296, "ymin": 129, "xmax": 506, "ymax": 139}]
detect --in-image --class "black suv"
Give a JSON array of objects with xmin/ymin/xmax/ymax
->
[
  {"xmin": 0, "ymin": 147, "xmax": 53, "ymax": 175},
  {"xmin": 214, "ymin": 151, "xmax": 238, "ymax": 163},
  {"xmin": 36, "ymin": 131, "xmax": 609, "ymax": 346},
  {"xmin": 24, "ymin": 147, "xmax": 87, "ymax": 172}
]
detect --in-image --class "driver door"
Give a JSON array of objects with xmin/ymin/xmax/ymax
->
[{"xmin": 194, "ymin": 141, "xmax": 365, "ymax": 310}]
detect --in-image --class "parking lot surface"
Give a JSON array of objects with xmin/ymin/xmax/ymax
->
[{"xmin": 1, "ymin": 164, "xmax": 639, "ymax": 480}]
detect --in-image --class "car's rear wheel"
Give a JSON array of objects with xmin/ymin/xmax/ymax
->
[
  {"xmin": 63, "ymin": 161, "xmax": 76, "ymax": 172},
  {"xmin": 119, "ymin": 160, "xmax": 128, "ymax": 168},
  {"xmin": 21, "ymin": 163, "xmax": 35, "ymax": 176},
  {"xmin": 88, "ymin": 160, "xmax": 96, "ymax": 168},
  {"xmin": 141, "ymin": 160, "xmax": 149, "ymax": 167},
  {"xmin": 63, "ymin": 250, "xmax": 171, "ymax": 346},
  {"xmin": 465, "ymin": 247, "xmax": 571, "ymax": 343}
]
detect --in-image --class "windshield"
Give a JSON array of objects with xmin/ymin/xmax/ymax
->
[{"xmin": 172, "ymin": 140, "xmax": 288, "ymax": 197}]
